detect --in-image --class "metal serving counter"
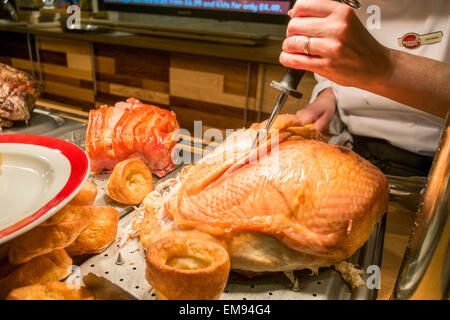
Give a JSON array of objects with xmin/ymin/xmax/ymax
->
[
  {"xmin": 65, "ymin": 123, "xmax": 388, "ymax": 300},
  {"xmin": 1, "ymin": 106, "xmax": 86, "ymax": 138},
  {"xmin": 38, "ymin": 119, "xmax": 384, "ymax": 300},
  {"xmin": 76, "ymin": 205, "xmax": 386, "ymax": 300}
]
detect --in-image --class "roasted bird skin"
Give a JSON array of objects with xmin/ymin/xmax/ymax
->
[
  {"xmin": 142, "ymin": 114, "xmax": 389, "ymax": 271},
  {"xmin": 85, "ymin": 98, "xmax": 179, "ymax": 177}
]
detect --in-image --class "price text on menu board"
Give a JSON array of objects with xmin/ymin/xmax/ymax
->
[{"xmin": 105, "ymin": 0, "xmax": 290, "ymax": 15}]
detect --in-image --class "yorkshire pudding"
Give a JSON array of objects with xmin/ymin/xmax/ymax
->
[
  {"xmin": 0, "ymin": 249, "xmax": 72, "ymax": 299},
  {"xmin": 66, "ymin": 206, "xmax": 119, "ymax": 256},
  {"xmin": 8, "ymin": 205, "xmax": 90, "ymax": 265},
  {"xmin": 0, "ymin": 243, "xmax": 8, "ymax": 263},
  {"xmin": 6, "ymin": 282, "xmax": 95, "ymax": 300},
  {"xmin": 106, "ymin": 159, "xmax": 154, "ymax": 205},
  {"xmin": 67, "ymin": 180, "xmax": 98, "ymax": 206},
  {"xmin": 145, "ymin": 237, "xmax": 230, "ymax": 300}
]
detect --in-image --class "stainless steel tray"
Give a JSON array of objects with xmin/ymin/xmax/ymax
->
[
  {"xmin": 74, "ymin": 137, "xmax": 387, "ymax": 300},
  {"xmin": 75, "ymin": 209, "xmax": 385, "ymax": 300},
  {"xmin": 1, "ymin": 107, "xmax": 86, "ymax": 138}
]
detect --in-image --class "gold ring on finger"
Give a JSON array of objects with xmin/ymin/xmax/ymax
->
[{"xmin": 303, "ymin": 36, "xmax": 311, "ymax": 56}]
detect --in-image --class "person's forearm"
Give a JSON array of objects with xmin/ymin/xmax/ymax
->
[
  {"xmin": 365, "ymin": 48, "xmax": 450, "ymax": 119},
  {"xmin": 282, "ymin": 0, "xmax": 450, "ymax": 119},
  {"xmin": 315, "ymin": 87, "xmax": 336, "ymax": 105}
]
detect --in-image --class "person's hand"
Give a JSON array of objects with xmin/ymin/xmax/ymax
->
[
  {"xmin": 296, "ymin": 87, "xmax": 336, "ymax": 132},
  {"xmin": 280, "ymin": 0, "xmax": 392, "ymax": 90}
]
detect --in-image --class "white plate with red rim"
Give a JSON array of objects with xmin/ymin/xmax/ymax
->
[{"xmin": 0, "ymin": 134, "xmax": 89, "ymax": 245}]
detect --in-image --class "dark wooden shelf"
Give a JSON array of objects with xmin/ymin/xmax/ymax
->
[{"xmin": 0, "ymin": 24, "xmax": 282, "ymax": 64}]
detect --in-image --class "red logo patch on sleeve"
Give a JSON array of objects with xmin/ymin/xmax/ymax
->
[{"xmin": 398, "ymin": 31, "xmax": 443, "ymax": 49}]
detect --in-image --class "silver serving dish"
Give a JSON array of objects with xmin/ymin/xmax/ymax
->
[
  {"xmin": 1, "ymin": 107, "xmax": 86, "ymax": 138},
  {"xmin": 71, "ymin": 126, "xmax": 388, "ymax": 300},
  {"xmin": 393, "ymin": 112, "xmax": 450, "ymax": 300}
]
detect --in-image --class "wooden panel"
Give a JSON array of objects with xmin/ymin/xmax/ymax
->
[
  {"xmin": 0, "ymin": 32, "xmax": 39, "ymax": 84},
  {"xmin": 37, "ymin": 36, "xmax": 93, "ymax": 80},
  {"xmin": 168, "ymin": 96, "xmax": 269, "ymax": 134},
  {"xmin": 38, "ymin": 36, "xmax": 91, "ymax": 55},
  {"xmin": 44, "ymin": 80, "xmax": 94, "ymax": 102},
  {"xmin": 95, "ymin": 43, "xmax": 169, "ymax": 82},
  {"xmin": 95, "ymin": 91, "xmax": 172, "ymax": 110},
  {"xmin": 10, "ymin": 58, "xmax": 36, "ymax": 73},
  {"xmin": 170, "ymin": 53, "xmax": 257, "ymax": 97},
  {"xmin": 142, "ymin": 79, "xmax": 169, "ymax": 93},
  {"xmin": 96, "ymin": 72, "xmax": 143, "ymax": 88},
  {"xmin": 80, "ymin": 80, "xmax": 94, "ymax": 89},
  {"xmin": 170, "ymin": 55, "xmax": 317, "ymax": 129},
  {"xmin": 170, "ymin": 68, "xmax": 223, "ymax": 95},
  {"xmin": 96, "ymin": 80, "xmax": 110, "ymax": 94},
  {"xmin": 43, "ymin": 73, "xmax": 81, "ymax": 87},
  {"xmin": 40, "ymin": 63, "xmax": 93, "ymax": 81},
  {"xmin": 169, "ymin": 53, "xmax": 264, "ymax": 129},
  {"xmin": 170, "ymin": 67, "xmax": 255, "ymax": 109},
  {"xmin": 95, "ymin": 92, "xmax": 128, "ymax": 107},
  {"xmin": 171, "ymin": 96, "xmax": 245, "ymax": 120},
  {"xmin": 96, "ymin": 80, "xmax": 170, "ymax": 106},
  {"xmin": 66, "ymin": 52, "xmax": 92, "ymax": 71},
  {"xmin": 94, "ymin": 43, "xmax": 170, "ymax": 107},
  {"xmin": 32, "ymin": 36, "xmax": 95, "ymax": 109},
  {"xmin": 37, "ymin": 98, "xmax": 87, "ymax": 114},
  {"xmin": 0, "ymin": 56, "xmax": 11, "ymax": 64},
  {"xmin": 0, "ymin": 32, "xmax": 30, "ymax": 61},
  {"xmin": 1, "ymin": 32, "xmax": 318, "ymax": 125},
  {"xmin": 95, "ymin": 56, "xmax": 115, "ymax": 74},
  {"xmin": 108, "ymin": 83, "xmax": 169, "ymax": 106},
  {"xmin": 40, "ymin": 92, "xmax": 93, "ymax": 110},
  {"xmin": 39, "ymin": 49, "xmax": 67, "ymax": 66},
  {"xmin": 171, "ymin": 104, "xmax": 243, "ymax": 133}
]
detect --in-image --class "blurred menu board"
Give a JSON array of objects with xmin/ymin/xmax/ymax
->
[{"xmin": 103, "ymin": 0, "xmax": 290, "ymax": 15}]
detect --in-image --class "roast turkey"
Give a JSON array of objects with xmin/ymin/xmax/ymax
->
[{"xmin": 140, "ymin": 114, "xmax": 389, "ymax": 273}]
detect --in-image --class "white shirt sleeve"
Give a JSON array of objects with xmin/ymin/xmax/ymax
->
[{"xmin": 310, "ymin": 73, "xmax": 333, "ymax": 103}]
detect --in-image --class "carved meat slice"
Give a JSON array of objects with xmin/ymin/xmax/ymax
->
[{"xmin": 85, "ymin": 98, "xmax": 179, "ymax": 177}]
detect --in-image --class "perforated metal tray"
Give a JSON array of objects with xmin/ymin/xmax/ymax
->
[
  {"xmin": 56, "ymin": 124, "xmax": 386, "ymax": 300},
  {"xmin": 75, "ymin": 172, "xmax": 386, "ymax": 300}
]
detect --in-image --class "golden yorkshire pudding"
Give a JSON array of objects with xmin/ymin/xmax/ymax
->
[
  {"xmin": 67, "ymin": 180, "xmax": 98, "ymax": 206},
  {"xmin": 145, "ymin": 237, "xmax": 230, "ymax": 300},
  {"xmin": 66, "ymin": 206, "xmax": 119, "ymax": 256},
  {"xmin": 8, "ymin": 205, "xmax": 91, "ymax": 265},
  {"xmin": 0, "ymin": 249, "xmax": 72, "ymax": 299},
  {"xmin": 0, "ymin": 243, "xmax": 8, "ymax": 263},
  {"xmin": 0, "ymin": 260, "xmax": 17, "ymax": 279},
  {"xmin": 6, "ymin": 282, "xmax": 95, "ymax": 300},
  {"xmin": 106, "ymin": 159, "xmax": 154, "ymax": 205}
]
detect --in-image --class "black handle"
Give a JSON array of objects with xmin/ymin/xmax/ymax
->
[
  {"xmin": 281, "ymin": 68, "xmax": 306, "ymax": 91},
  {"xmin": 270, "ymin": 68, "xmax": 305, "ymax": 99}
]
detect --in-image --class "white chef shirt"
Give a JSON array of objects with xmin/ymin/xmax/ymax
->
[{"xmin": 311, "ymin": 0, "xmax": 449, "ymax": 156}]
